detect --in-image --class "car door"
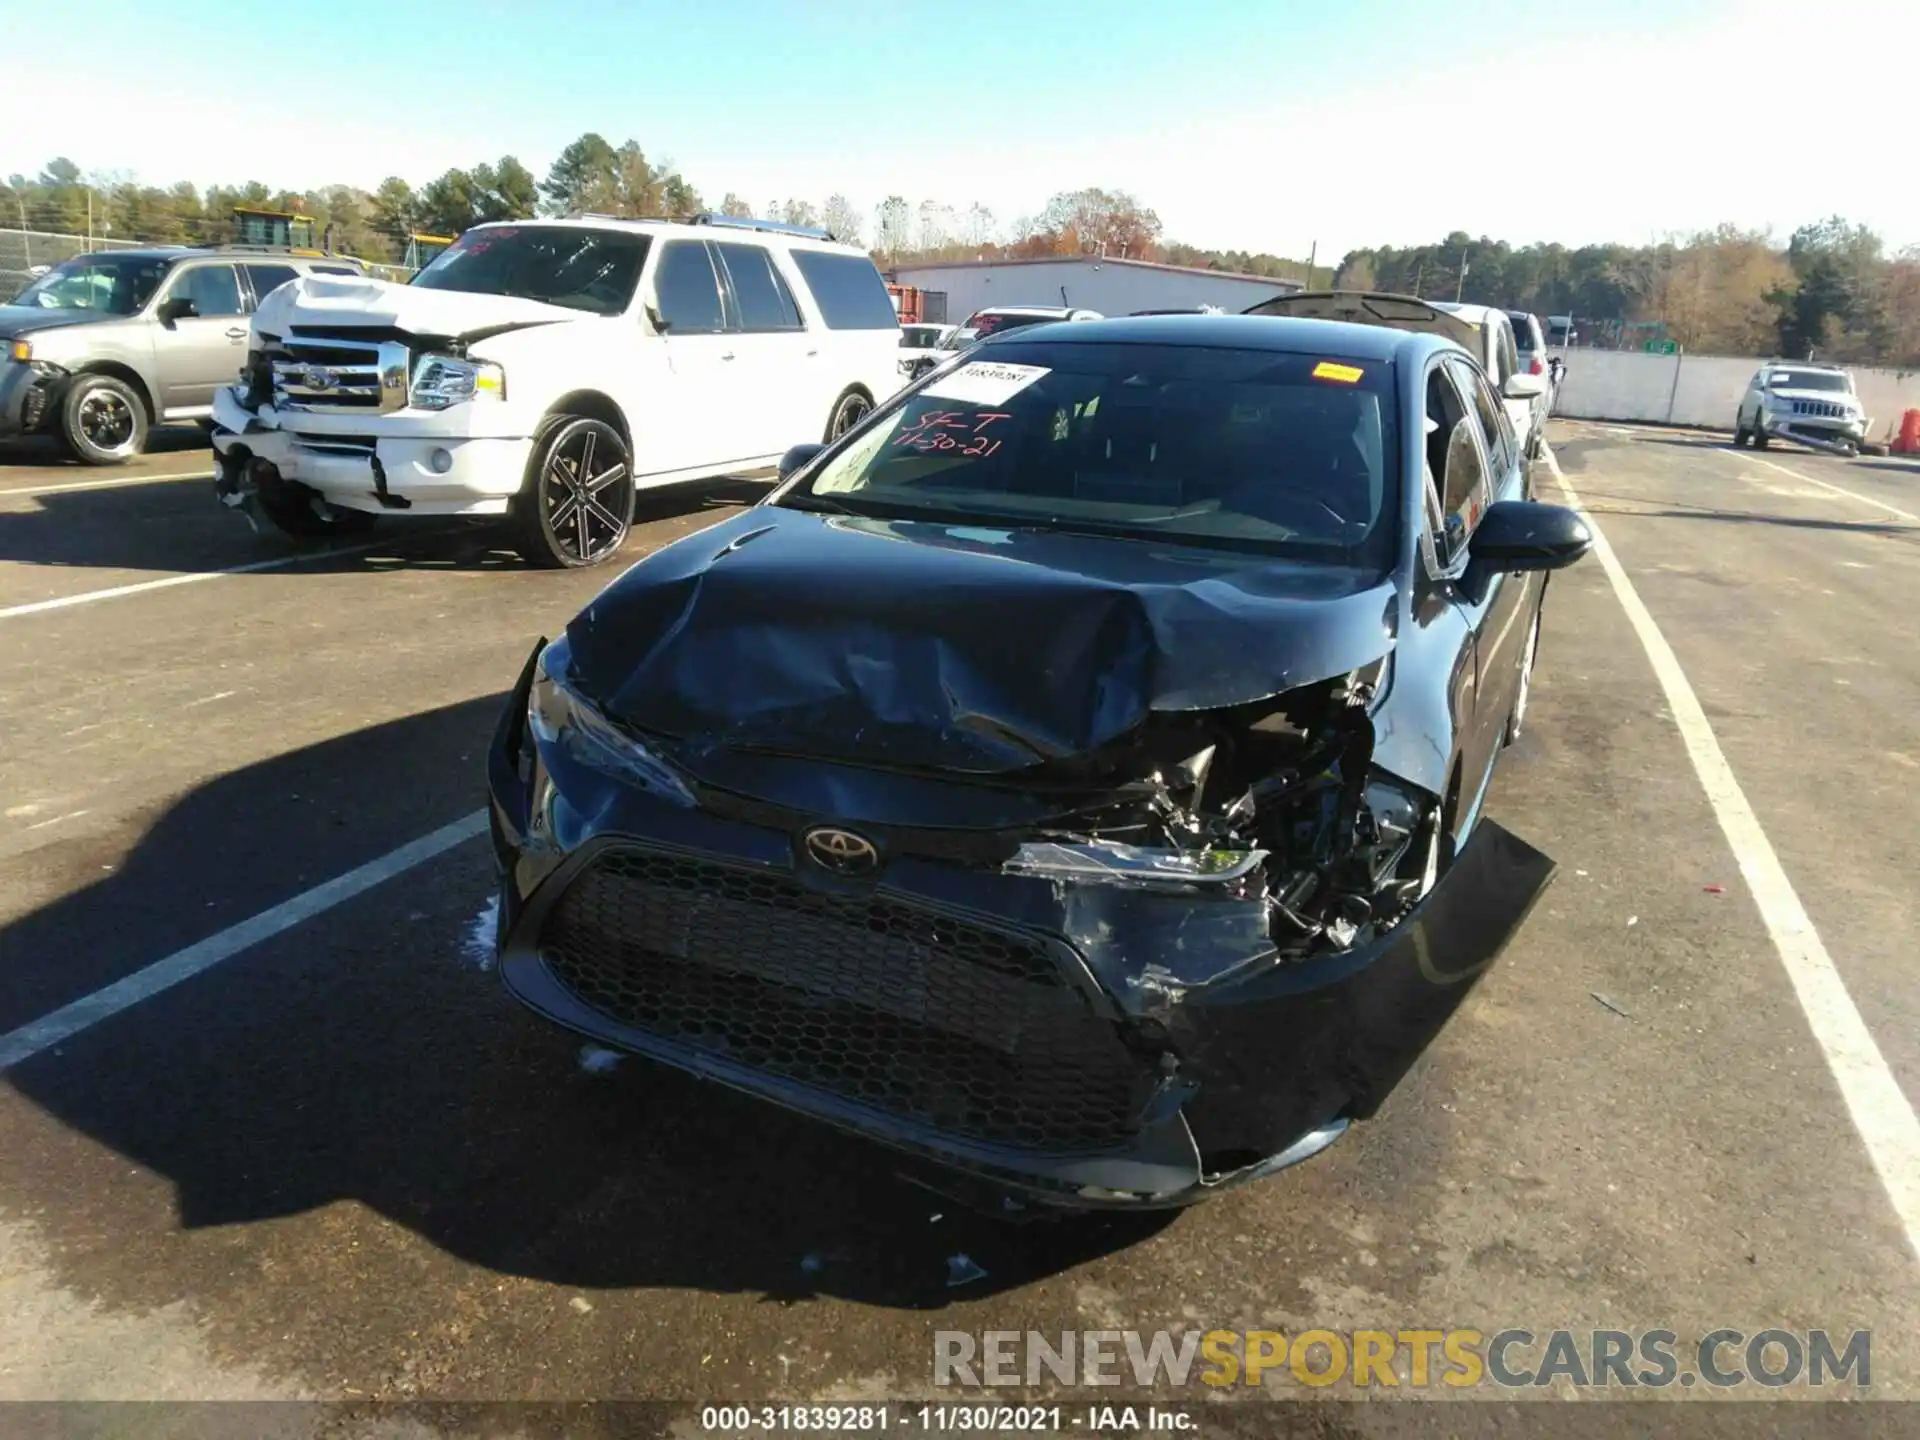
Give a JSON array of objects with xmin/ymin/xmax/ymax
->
[
  {"xmin": 711, "ymin": 240, "xmax": 812, "ymax": 454},
  {"xmin": 645, "ymin": 240, "xmax": 760, "ymax": 477},
  {"xmin": 150, "ymin": 261, "xmax": 250, "ymax": 413},
  {"xmin": 1449, "ymin": 355, "xmax": 1535, "ymax": 791}
]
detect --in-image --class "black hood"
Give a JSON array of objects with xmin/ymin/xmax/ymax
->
[
  {"xmin": 0, "ymin": 304, "xmax": 123, "ymax": 339},
  {"xmin": 565, "ymin": 508, "xmax": 1398, "ymax": 774}
]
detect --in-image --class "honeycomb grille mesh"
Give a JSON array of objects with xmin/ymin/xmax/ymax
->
[{"xmin": 537, "ymin": 847, "xmax": 1153, "ymax": 1153}]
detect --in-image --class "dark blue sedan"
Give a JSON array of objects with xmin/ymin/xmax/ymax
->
[{"xmin": 486, "ymin": 314, "xmax": 1590, "ymax": 1211}]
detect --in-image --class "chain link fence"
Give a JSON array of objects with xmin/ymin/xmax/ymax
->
[
  {"xmin": 2, "ymin": 228, "xmax": 416, "ymax": 298},
  {"xmin": 0, "ymin": 228, "xmax": 154, "ymax": 300}
]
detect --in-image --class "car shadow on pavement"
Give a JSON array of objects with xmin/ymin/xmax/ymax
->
[
  {"xmin": 2, "ymin": 696, "xmax": 1176, "ymax": 1315},
  {"xmin": 0, "ymin": 474, "xmax": 773, "ymax": 577},
  {"xmin": 1846, "ymin": 457, "xmax": 1920, "ymax": 477},
  {"xmin": 0, "ymin": 428, "xmax": 212, "ymax": 468}
]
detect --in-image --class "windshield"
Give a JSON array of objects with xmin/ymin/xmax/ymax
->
[
  {"xmin": 967, "ymin": 311, "xmax": 1062, "ymax": 338},
  {"xmin": 781, "ymin": 340, "xmax": 1399, "ymax": 567},
  {"xmin": 899, "ymin": 325, "xmax": 944, "ymax": 349},
  {"xmin": 410, "ymin": 226, "xmax": 649, "ymax": 315},
  {"xmin": 1768, "ymin": 369, "xmax": 1851, "ymax": 392},
  {"xmin": 10, "ymin": 255, "xmax": 171, "ymax": 315}
]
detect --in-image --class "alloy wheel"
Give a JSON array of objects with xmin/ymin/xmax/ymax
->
[
  {"xmin": 78, "ymin": 390, "xmax": 136, "ymax": 452},
  {"xmin": 830, "ymin": 393, "xmax": 872, "ymax": 440},
  {"xmin": 539, "ymin": 419, "xmax": 633, "ymax": 565}
]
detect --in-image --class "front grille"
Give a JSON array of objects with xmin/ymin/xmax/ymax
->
[
  {"xmin": 291, "ymin": 432, "xmax": 377, "ymax": 458},
  {"xmin": 269, "ymin": 331, "xmax": 408, "ymax": 412},
  {"xmin": 537, "ymin": 846, "xmax": 1157, "ymax": 1153},
  {"xmin": 1792, "ymin": 399, "xmax": 1846, "ymax": 418}
]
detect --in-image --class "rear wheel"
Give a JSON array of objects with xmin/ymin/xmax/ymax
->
[
  {"xmin": 59, "ymin": 373, "xmax": 148, "ymax": 465},
  {"xmin": 512, "ymin": 414, "xmax": 634, "ymax": 569},
  {"xmin": 824, "ymin": 388, "xmax": 873, "ymax": 442}
]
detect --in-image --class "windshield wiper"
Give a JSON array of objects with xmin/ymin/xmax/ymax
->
[{"xmin": 777, "ymin": 492, "xmax": 860, "ymax": 515}]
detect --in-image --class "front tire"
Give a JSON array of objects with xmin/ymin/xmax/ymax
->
[
  {"xmin": 824, "ymin": 388, "xmax": 873, "ymax": 443},
  {"xmin": 1732, "ymin": 413, "xmax": 1750, "ymax": 447},
  {"xmin": 1752, "ymin": 419, "xmax": 1770, "ymax": 450},
  {"xmin": 512, "ymin": 414, "xmax": 634, "ymax": 569},
  {"xmin": 59, "ymin": 373, "xmax": 148, "ymax": 465}
]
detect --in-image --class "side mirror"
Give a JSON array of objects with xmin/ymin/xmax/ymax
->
[
  {"xmin": 644, "ymin": 301, "xmax": 669, "ymax": 333},
  {"xmin": 1468, "ymin": 500, "xmax": 1591, "ymax": 572},
  {"xmin": 1503, "ymin": 373, "xmax": 1548, "ymax": 400},
  {"xmin": 779, "ymin": 442, "xmax": 827, "ymax": 479},
  {"xmin": 159, "ymin": 297, "xmax": 199, "ymax": 324}
]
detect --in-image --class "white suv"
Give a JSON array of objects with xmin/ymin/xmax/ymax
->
[
  {"xmin": 210, "ymin": 215, "xmax": 903, "ymax": 566},
  {"xmin": 1733, "ymin": 361, "xmax": 1867, "ymax": 457}
]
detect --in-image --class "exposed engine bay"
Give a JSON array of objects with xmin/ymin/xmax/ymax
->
[{"xmin": 994, "ymin": 662, "xmax": 1432, "ymax": 963}]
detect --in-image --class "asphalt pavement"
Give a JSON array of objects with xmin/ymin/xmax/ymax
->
[{"xmin": 0, "ymin": 421, "xmax": 1916, "ymax": 1432}]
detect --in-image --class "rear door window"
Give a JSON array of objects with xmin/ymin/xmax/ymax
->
[
  {"xmin": 244, "ymin": 264, "xmax": 300, "ymax": 305},
  {"xmin": 170, "ymin": 264, "xmax": 244, "ymax": 317},
  {"xmin": 788, "ymin": 250, "xmax": 899, "ymax": 329},
  {"xmin": 714, "ymin": 242, "xmax": 804, "ymax": 332},
  {"xmin": 652, "ymin": 241, "xmax": 727, "ymax": 333}
]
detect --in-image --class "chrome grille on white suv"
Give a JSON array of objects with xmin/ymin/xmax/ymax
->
[{"xmin": 270, "ymin": 334, "xmax": 410, "ymax": 413}]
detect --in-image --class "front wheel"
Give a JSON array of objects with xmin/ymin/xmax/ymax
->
[
  {"xmin": 512, "ymin": 414, "xmax": 634, "ymax": 569},
  {"xmin": 60, "ymin": 373, "xmax": 148, "ymax": 465},
  {"xmin": 1732, "ymin": 413, "xmax": 1750, "ymax": 447},
  {"xmin": 1752, "ymin": 420, "xmax": 1770, "ymax": 450},
  {"xmin": 824, "ymin": 389, "xmax": 873, "ymax": 442}
]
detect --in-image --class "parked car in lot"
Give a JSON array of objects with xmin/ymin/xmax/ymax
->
[
  {"xmin": 0, "ymin": 246, "xmax": 368, "ymax": 463},
  {"xmin": 897, "ymin": 321, "xmax": 958, "ymax": 382},
  {"xmin": 1244, "ymin": 292, "xmax": 1548, "ymax": 459},
  {"xmin": 486, "ymin": 313, "xmax": 1589, "ymax": 1211},
  {"xmin": 210, "ymin": 214, "xmax": 903, "ymax": 567},
  {"xmin": 1733, "ymin": 361, "xmax": 1868, "ymax": 456},
  {"xmin": 964, "ymin": 304, "xmax": 1104, "ymax": 337}
]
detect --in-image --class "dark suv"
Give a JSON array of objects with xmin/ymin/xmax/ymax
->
[{"xmin": 1, "ymin": 246, "xmax": 369, "ymax": 462}]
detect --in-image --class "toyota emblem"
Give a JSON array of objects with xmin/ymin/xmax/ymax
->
[{"xmin": 803, "ymin": 826, "xmax": 879, "ymax": 875}]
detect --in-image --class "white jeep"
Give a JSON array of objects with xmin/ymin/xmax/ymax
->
[{"xmin": 210, "ymin": 215, "xmax": 903, "ymax": 566}]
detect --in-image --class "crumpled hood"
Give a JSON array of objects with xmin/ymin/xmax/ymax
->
[
  {"xmin": 564, "ymin": 507, "xmax": 1398, "ymax": 773},
  {"xmin": 0, "ymin": 304, "xmax": 118, "ymax": 340},
  {"xmin": 251, "ymin": 274, "xmax": 581, "ymax": 341}
]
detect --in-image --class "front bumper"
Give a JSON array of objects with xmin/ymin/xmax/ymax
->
[
  {"xmin": 485, "ymin": 645, "xmax": 1556, "ymax": 1210},
  {"xmin": 1759, "ymin": 409, "xmax": 1867, "ymax": 455},
  {"xmin": 209, "ymin": 387, "xmax": 535, "ymax": 515},
  {"xmin": 0, "ymin": 358, "xmax": 58, "ymax": 439}
]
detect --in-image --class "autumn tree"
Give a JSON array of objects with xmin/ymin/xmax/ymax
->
[
  {"xmin": 874, "ymin": 196, "xmax": 911, "ymax": 261},
  {"xmin": 821, "ymin": 194, "xmax": 862, "ymax": 244}
]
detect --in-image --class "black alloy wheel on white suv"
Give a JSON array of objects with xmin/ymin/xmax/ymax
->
[{"xmin": 515, "ymin": 414, "xmax": 636, "ymax": 569}]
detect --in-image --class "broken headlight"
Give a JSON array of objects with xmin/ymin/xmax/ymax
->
[
  {"xmin": 1004, "ymin": 840, "xmax": 1267, "ymax": 888},
  {"xmin": 528, "ymin": 641, "xmax": 694, "ymax": 807},
  {"xmin": 410, "ymin": 353, "xmax": 505, "ymax": 410}
]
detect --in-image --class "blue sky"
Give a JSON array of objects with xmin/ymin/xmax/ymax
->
[{"xmin": 3, "ymin": 0, "xmax": 1915, "ymax": 258}]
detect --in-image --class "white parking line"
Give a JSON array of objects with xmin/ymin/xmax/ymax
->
[
  {"xmin": 1545, "ymin": 444, "xmax": 1920, "ymax": 1263},
  {"xmin": 0, "ymin": 811, "xmax": 488, "ymax": 1071},
  {"xmin": 1719, "ymin": 448, "xmax": 1919, "ymax": 525},
  {"xmin": 0, "ymin": 540, "xmax": 388, "ymax": 621},
  {"xmin": 0, "ymin": 470, "xmax": 213, "ymax": 497}
]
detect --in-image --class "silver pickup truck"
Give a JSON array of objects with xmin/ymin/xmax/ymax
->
[{"xmin": 0, "ymin": 246, "xmax": 367, "ymax": 463}]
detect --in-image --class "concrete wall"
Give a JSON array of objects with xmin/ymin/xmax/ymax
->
[
  {"xmin": 891, "ymin": 260, "xmax": 1298, "ymax": 325},
  {"xmin": 1552, "ymin": 347, "xmax": 1920, "ymax": 439}
]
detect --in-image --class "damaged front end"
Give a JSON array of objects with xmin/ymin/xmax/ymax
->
[{"xmin": 490, "ymin": 631, "xmax": 1555, "ymax": 1212}]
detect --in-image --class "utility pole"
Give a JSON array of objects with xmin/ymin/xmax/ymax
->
[
  {"xmin": 1454, "ymin": 246, "xmax": 1469, "ymax": 302},
  {"xmin": 1414, "ymin": 259, "xmax": 1425, "ymax": 298},
  {"xmin": 1306, "ymin": 239, "xmax": 1317, "ymax": 290}
]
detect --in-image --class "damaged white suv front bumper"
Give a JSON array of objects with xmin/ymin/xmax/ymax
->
[{"xmin": 210, "ymin": 385, "xmax": 537, "ymax": 519}]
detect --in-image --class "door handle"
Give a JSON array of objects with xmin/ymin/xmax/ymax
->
[
  {"xmin": 225, "ymin": 327, "xmax": 248, "ymax": 340},
  {"xmin": 720, "ymin": 352, "xmax": 736, "ymax": 361},
  {"xmin": 806, "ymin": 349, "xmax": 820, "ymax": 357}
]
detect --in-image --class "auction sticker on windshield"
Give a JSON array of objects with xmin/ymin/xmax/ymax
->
[{"xmin": 923, "ymin": 362, "xmax": 1051, "ymax": 406}]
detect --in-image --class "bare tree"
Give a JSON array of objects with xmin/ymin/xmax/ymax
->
[
  {"xmin": 820, "ymin": 193, "xmax": 862, "ymax": 245},
  {"xmin": 962, "ymin": 202, "xmax": 995, "ymax": 249},
  {"xmin": 915, "ymin": 199, "xmax": 953, "ymax": 253},
  {"xmin": 875, "ymin": 195, "xmax": 911, "ymax": 261}
]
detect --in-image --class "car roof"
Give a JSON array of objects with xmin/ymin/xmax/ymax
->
[
  {"xmin": 1430, "ymin": 301, "xmax": 1512, "ymax": 328},
  {"xmin": 61, "ymin": 247, "xmax": 365, "ymax": 264},
  {"xmin": 460, "ymin": 215, "xmax": 871, "ymax": 257},
  {"xmin": 981, "ymin": 312, "xmax": 1441, "ymax": 361}
]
